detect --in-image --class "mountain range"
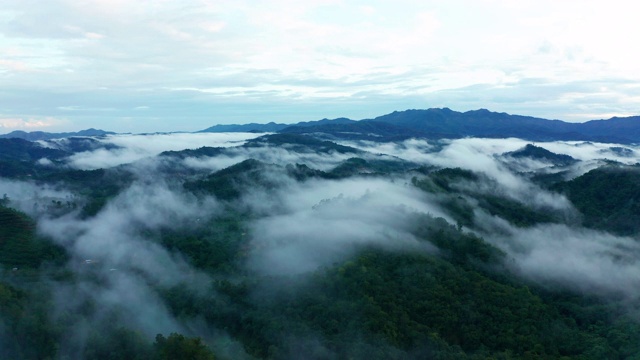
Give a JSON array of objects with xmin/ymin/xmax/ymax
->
[
  {"xmin": 2, "ymin": 117, "xmax": 640, "ymax": 359},
  {"xmin": 200, "ymin": 108, "xmax": 640, "ymax": 143},
  {"xmin": 0, "ymin": 128, "xmax": 115, "ymax": 141},
  {"xmin": 2, "ymin": 108, "xmax": 640, "ymax": 143}
]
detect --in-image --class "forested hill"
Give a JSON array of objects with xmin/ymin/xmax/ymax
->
[
  {"xmin": 2, "ymin": 132, "xmax": 640, "ymax": 359},
  {"xmin": 200, "ymin": 108, "xmax": 640, "ymax": 143},
  {"xmin": 3, "ymin": 109, "xmax": 638, "ymax": 144}
]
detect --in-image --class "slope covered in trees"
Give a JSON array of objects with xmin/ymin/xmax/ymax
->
[
  {"xmin": 0, "ymin": 133, "xmax": 639, "ymax": 359},
  {"xmin": 553, "ymin": 164, "xmax": 640, "ymax": 235}
]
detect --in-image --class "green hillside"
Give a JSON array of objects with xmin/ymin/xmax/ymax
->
[
  {"xmin": 1, "ymin": 135, "xmax": 639, "ymax": 359},
  {"xmin": 553, "ymin": 165, "xmax": 640, "ymax": 235},
  {"xmin": 0, "ymin": 205, "xmax": 66, "ymax": 269}
]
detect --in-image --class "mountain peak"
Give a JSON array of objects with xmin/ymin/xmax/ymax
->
[{"xmin": 503, "ymin": 144, "xmax": 577, "ymax": 165}]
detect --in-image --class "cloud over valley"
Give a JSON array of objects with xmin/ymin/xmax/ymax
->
[{"xmin": 2, "ymin": 132, "xmax": 640, "ymax": 358}]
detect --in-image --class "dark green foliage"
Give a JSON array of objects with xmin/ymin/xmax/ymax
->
[
  {"xmin": 185, "ymin": 155, "xmax": 415, "ymax": 201},
  {"xmin": 0, "ymin": 138, "xmax": 69, "ymax": 162},
  {"xmin": 154, "ymin": 333, "xmax": 216, "ymax": 360},
  {"xmin": 285, "ymin": 163, "xmax": 327, "ymax": 181},
  {"xmin": 530, "ymin": 170, "xmax": 572, "ymax": 188},
  {"xmin": 504, "ymin": 144, "xmax": 577, "ymax": 166},
  {"xmin": 0, "ymin": 282, "xmax": 59, "ymax": 360},
  {"xmin": 245, "ymin": 133, "xmax": 360, "ymax": 154},
  {"xmin": 184, "ymin": 159, "xmax": 274, "ymax": 200},
  {"xmin": 84, "ymin": 328, "xmax": 153, "ymax": 360},
  {"xmin": 317, "ymin": 251, "xmax": 556, "ymax": 356},
  {"xmin": 85, "ymin": 330, "xmax": 218, "ymax": 360},
  {"xmin": 413, "ymin": 215, "xmax": 504, "ymax": 265},
  {"xmin": 44, "ymin": 136, "xmax": 120, "ymax": 153},
  {"xmin": 411, "ymin": 168, "xmax": 477, "ymax": 197},
  {"xmin": 0, "ymin": 151, "xmax": 133, "ymax": 216},
  {"xmin": 0, "ymin": 278, "xmax": 219, "ymax": 360},
  {"xmin": 184, "ymin": 246, "xmax": 638, "ymax": 359},
  {"xmin": 440, "ymin": 196, "xmax": 476, "ymax": 228},
  {"xmin": 428, "ymin": 168, "xmax": 479, "ymax": 192},
  {"xmin": 553, "ymin": 165, "xmax": 640, "ymax": 235},
  {"xmin": 0, "ymin": 159, "xmax": 41, "ymax": 178},
  {"xmin": 154, "ymin": 210, "xmax": 640, "ymax": 359},
  {"xmin": 0, "ymin": 137, "xmax": 136, "ymax": 216},
  {"xmin": 327, "ymin": 157, "xmax": 369, "ymax": 178},
  {"xmin": 435, "ymin": 167, "xmax": 479, "ymax": 181},
  {"xmin": 327, "ymin": 157, "xmax": 416, "ymax": 179},
  {"xmin": 2, "ymin": 135, "xmax": 640, "ymax": 360},
  {"xmin": 160, "ymin": 216, "xmax": 247, "ymax": 273},
  {"xmin": 41, "ymin": 168, "xmax": 134, "ymax": 217},
  {"xmin": 160, "ymin": 146, "xmax": 226, "ymax": 159},
  {"xmin": 0, "ymin": 205, "xmax": 67, "ymax": 268},
  {"xmin": 477, "ymin": 194, "xmax": 557, "ymax": 227},
  {"xmin": 413, "ymin": 168, "xmax": 558, "ymax": 228}
]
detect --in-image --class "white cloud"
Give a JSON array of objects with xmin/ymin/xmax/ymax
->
[
  {"xmin": 0, "ymin": 116, "xmax": 60, "ymax": 129},
  {"xmin": 37, "ymin": 180, "xmax": 219, "ymax": 340},
  {"xmin": 346, "ymin": 137, "xmax": 640, "ymax": 174},
  {"xmin": 0, "ymin": 0, "xmax": 638, "ymax": 132},
  {"xmin": 483, "ymin": 216, "xmax": 640, "ymax": 300},
  {"xmin": 180, "ymin": 144, "xmax": 355, "ymax": 172},
  {"xmin": 0, "ymin": 178, "xmax": 76, "ymax": 217},
  {"xmin": 63, "ymin": 132, "xmax": 263, "ymax": 169},
  {"xmin": 245, "ymin": 176, "xmax": 444, "ymax": 275}
]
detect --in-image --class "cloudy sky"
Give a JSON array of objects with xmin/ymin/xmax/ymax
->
[{"xmin": 1, "ymin": 0, "xmax": 639, "ymax": 133}]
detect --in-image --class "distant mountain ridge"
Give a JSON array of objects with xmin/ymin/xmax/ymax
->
[
  {"xmin": 197, "ymin": 122, "xmax": 289, "ymax": 133},
  {"xmin": 503, "ymin": 144, "xmax": 578, "ymax": 166},
  {"xmin": 199, "ymin": 108, "xmax": 640, "ymax": 143},
  {"xmin": 197, "ymin": 117, "xmax": 357, "ymax": 133},
  {"xmin": 4, "ymin": 109, "xmax": 640, "ymax": 143},
  {"xmin": 0, "ymin": 128, "xmax": 115, "ymax": 141}
]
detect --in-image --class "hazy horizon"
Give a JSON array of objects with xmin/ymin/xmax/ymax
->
[
  {"xmin": 1, "ymin": 0, "xmax": 639, "ymax": 134},
  {"xmin": 1, "ymin": 106, "xmax": 638, "ymax": 135}
]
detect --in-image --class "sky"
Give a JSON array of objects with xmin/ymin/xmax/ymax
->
[{"xmin": 1, "ymin": 0, "xmax": 639, "ymax": 133}]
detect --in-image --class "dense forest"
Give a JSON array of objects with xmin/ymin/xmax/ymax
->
[{"xmin": 0, "ymin": 134, "xmax": 639, "ymax": 359}]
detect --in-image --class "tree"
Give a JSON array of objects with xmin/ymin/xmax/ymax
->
[{"xmin": 154, "ymin": 333, "xmax": 216, "ymax": 360}]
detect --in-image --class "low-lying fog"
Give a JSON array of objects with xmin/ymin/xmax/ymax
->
[{"xmin": 2, "ymin": 132, "xmax": 639, "ymax": 354}]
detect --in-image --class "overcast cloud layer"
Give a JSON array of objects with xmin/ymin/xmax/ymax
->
[{"xmin": 1, "ymin": 0, "xmax": 639, "ymax": 133}]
